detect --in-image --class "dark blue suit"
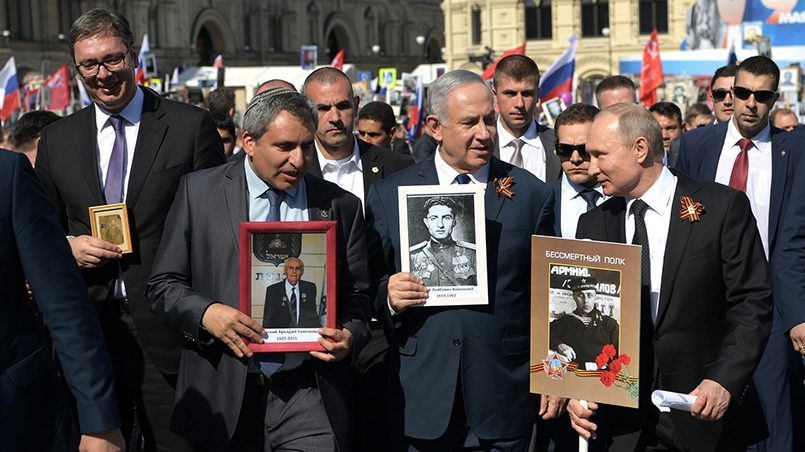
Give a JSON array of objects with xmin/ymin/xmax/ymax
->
[
  {"xmin": 365, "ymin": 156, "xmax": 551, "ymax": 442},
  {"xmin": 537, "ymin": 180, "xmax": 563, "ymax": 237},
  {"xmin": 675, "ymin": 121, "xmax": 805, "ymax": 450},
  {"xmin": 0, "ymin": 150, "xmax": 119, "ymax": 450}
]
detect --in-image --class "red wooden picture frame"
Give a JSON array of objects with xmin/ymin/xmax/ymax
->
[{"xmin": 239, "ymin": 221, "xmax": 337, "ymax": 353}]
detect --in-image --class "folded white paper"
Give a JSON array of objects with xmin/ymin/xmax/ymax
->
[{"xmin": 651, "ymin": 390, "xmax": 697, "ymax": 413}]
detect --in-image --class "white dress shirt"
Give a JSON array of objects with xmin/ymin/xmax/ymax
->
[
  {"xmin": 625, "ymin": 167, "xmax": 678, "ymax": 324},
  {"xmin": 433, "ymin": 146, "xmax": 490, "ymax": 186},
  {"xmin": 316, "ymin": 138, "xmax": 365, "ymax": 209},
  {"xmin": 714, "ymin": 120, "xmax": 772, "ymax": 257},
  {"xmin": 497, "ymin": 118, "xmax": 546, "ymax": 182},
  {"xmin": 244, "ymin": 157, "xmax": 309, "ymax": 222},
  {"xmin": 95, "ymin": 86, "xmax": 143, "ymax": 201},
  {"xmin": 560, "ymin": 175, "xmax": 606, "ymax": 239}
]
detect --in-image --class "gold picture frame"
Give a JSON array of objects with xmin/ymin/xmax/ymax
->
[{"xmin": 88, "ymin": 203, "xmax": 133, "ymax": 254}]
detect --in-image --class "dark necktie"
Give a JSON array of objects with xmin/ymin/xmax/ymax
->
[
  {"xmin": 289, "ymin": 287, "xmax": 298, "ymax": 326},
  {"xmin": 105, "ymin": 115, "xmax": 127, "ymax": 204},
  {"xmin": 257, "ymin": 187, "xmax": 287, "ymax": 376},
  {"xmin": 729, "ymin": 138, "xmax": 753, "ymax": 192},
  {"xmin": 264, "ymin": 188, "xmax": 284, "ymax": 221},
  {"xmin": 510, "ymin": 138, "xmax": 525, "ymax": 167},
  {"xmin": 631, "ymin": 200, "xmax": 651, "ymax": 289},
  {"xmin": 455, "ymin": 173, "xmax": 471, "ymax": 185},
  {"xmin": 579, "ymin": 189, "xmax": 602, "ymax": 212}
]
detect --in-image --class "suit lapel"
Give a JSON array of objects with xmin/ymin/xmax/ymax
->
[
  {"xmin": 359, "ymin": 141, "xmax": 383, "ymax": 197},
  {"xmin": 605, "ymin": 198, "xmax": 627, "ymax": 244},
  {"xmin": 305, "ymin": 175, "xmax": 333, "ymax": 220},
  {"xmin": 485, "ymin": 158, "xmax": 509, "ymax": 221},
  {"xmin": 655, "ymin": 174, "xmax": 700, "ymax": 328},
  {"xmin": 701, "ymin": 122, "xmax": 729, "ymax": 180},
  {"xmin": 308, "ymin": 151, "xmax": 324, "ymax": 178},
  {"xmin": 127, "ymin": 88, "xmax": 168, "ymax": 209},
  {"xmin": 768, "ymin": 127, "xmax": 790, "ymax": 252},
  {"xmin": 223, "ymin": 161, "xmax": 248, "ymax": 246},
  {"xmin": 76, "ymin": 107, "xmax": 105, "ymax": 203},
  {"xmin": 537, "ymin": 124, "xmax": 560, "ymax": 182}
]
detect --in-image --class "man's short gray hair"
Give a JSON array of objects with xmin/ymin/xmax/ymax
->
[
  {"xmin": 603, "ymin": 103, "xmax": 665, "ymax": 163},
  {"xmin": 243, "ymin": 89, "xmax": 318, "ymax": 139},
  {"xmin": 427, "ymin": 70, "xmax": 491, "ymax": 122}
]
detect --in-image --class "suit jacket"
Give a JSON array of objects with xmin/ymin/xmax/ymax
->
[
  {"xmin": 146, "ymin": 163, "xmax": 371, "ymax": 451},
  {"xmin": 667, "ymin": 136, "xmax": 681, "ymax": 167},
  {"xmin": 35, "ymin": 86, "xmax": 226, "ymax": 373},
  {"xmin": 537, "ymin": 180, "xmax": 563, "ymax": 237},
  {"xmin": 493, "ymin": 120, "xmax": 561, "ymax": 182},
  {"xmin": 308, "ymin": 137, "xmax": 415, "ymax": 201},
  {"xmin": 576, "ymin": 172, "xmax": 772, "ymax": 451},
  {"xmin": 0, "ymin": 151, "xmax": 119, "ymax": 450},
  {"xmin": 262, "ymin": 280, "xmax": 319, "ymax": 328},
  {"xmin": 365, "ymin": 156, "xmax": 551, "ymax": 440},
  {"xmin": 411, "ymin": 133, "xmax": 438, "ymax": 163}
]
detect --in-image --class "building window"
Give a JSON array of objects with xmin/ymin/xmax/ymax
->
[
  {"xmin": 148, "ymin": 7, "xmax": 158, "ymax": 47},
  {"xmin": 581, "ymin": 0, "xmax": 609, "ymax": 37},
  {"xmin": 307, "ymin": 2, "xmax": 320, "ymax": 44},
  {"xmin": 58, "ymin": 0, "xmax": 82, "ymax": 37},
  {"xmin": 271, "ymin": 15, "xmax": 283, "ymax": 51},
  {"xmin": 6, "ymin": 0, "xmax": 35, "ymax": 41},
  {"xmin": 243, "ymin": 13, "xmax": 252, "ymax": 50},
  {"xmin": 471, "ymin": 7, "xmax": 482, "ymax": 46},
  {"xmin": 639, "ymin": 0, "xmax": 668, "ymax": 34},
  {"xmin": 525, "ymin": 0, "xmax": 552, "ymax": 41}
]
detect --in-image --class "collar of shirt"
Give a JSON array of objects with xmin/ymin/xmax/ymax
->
[
  {"xmin": 315, "ymin": 138, "xmax": 362, "ymax": 174},
  {"xmin": 285, "ymin": 280, "xmax": 298, "ymax": 296},
  {"xmin": 496, "ymin": 117, "xmax": 539, "ymax": 148},
  {"xmin": 94, "ymin": 86, "xmax": 144, "ymax": 130},
  {"xmin": 434, "ymin": 146, "xmax": 490, "ymax": 185},
  {"xmin": 625, "ymin": 166, "xmax": 676, "ymax": 219},
  {"xmin": 562, "ymin": 174, "xmax": 605, "ymax": 201},
  {"xmin": 244, "ymin": 156, "xmax": 303, "ymax": 201},
  {"xmin": 725, "ymin": 117, "xmax": 771, "ymax": 153}
]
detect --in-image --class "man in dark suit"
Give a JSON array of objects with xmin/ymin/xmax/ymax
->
[
  {"xmin": 302, "ymin": 67, "xmax": 413, "ymax": 207},
  {"xmin": 568, "ymin": 103, "xmax": 772, "ymax": 451},
  {"xmin": 0, "ymin": 150, "xmax": 124, "ymax": 451},
  {"xmin": 648, "ymin": 102, "xmax": 683, "ymax": 167},
  {"xmin": 366, "ymin": 70, "xmax": 557, "ymax": 450},
  {"xmin": 493, "ymin": 55, "xmax": 560, "ymax": 183},
  {"xmin": 147, "ymin": 89, "xmax": 370, "ymax": 451},
  {"xmin": 538, "ymin": 104, "xmax": 604, "ymax": 238},
  {"xmin": 263, "ymin": 257, "xmax": 319, "ymax": 329},
  {"xmin": 675, "ymin": 55, "xmax": 805, "ymax": 451},
  {"xmin": 34, "ymin": 9, "xmax": 226, "ymax": 451}
]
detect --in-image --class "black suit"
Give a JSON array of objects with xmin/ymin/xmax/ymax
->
[
  {"xmin": 493, "ymin": 120, "xmax": 561, "ymax": 182},
  {"xmin": 263, "ymin": 280, "xmax": 319, "ymax": 328},
  {"xmin": 35, "ymin": 86, "xmax": 226, "ymax": 448},
  {"xmin": 0, "ymin": 150, "xmax": 119, "ymax": 450},
  {"xmin": 146, "ymin": 163, "xmax": 371, "ymax": 451},
  {"xmin": 576, "ymin": 172, "xmax": 771, "ymax": 451},
  {"xmin": 308, "ymin": 138, "xmax": 414, "ymax": 201}
]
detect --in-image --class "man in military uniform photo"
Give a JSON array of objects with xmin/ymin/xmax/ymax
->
[{"xmin": 409, "ymin": 196, "xmax": 477, "ymax": 287}]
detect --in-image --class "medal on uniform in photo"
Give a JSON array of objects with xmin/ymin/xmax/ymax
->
[
  {"xmin": 679, "ymin": 196, "xmax": 704, "ymax": 223},
  {"xmin": 88, "ymin": 203, "xmax": 133, "ymax": 253}
]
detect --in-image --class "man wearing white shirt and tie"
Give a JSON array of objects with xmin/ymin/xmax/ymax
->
[
  {"xmin": 492, "ymin": 55, "xmax": 561, "ymax": 183},
  {"xmin": 263, "ymin": 257, "xmax": 320, "ymax": 329}
]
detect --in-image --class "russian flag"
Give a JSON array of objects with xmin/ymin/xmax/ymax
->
[
  {"xmin": 135, "ymin": 34, "xmax": 150, "ymax": 84},
  {"xmin": 407, "ymin": 74, "xmax": 424, "ymax": 142},
  {"xmin": 539, "ymin": 36, "xmax": 577, "ymax": 106},
  {"xmin": 213, "ymin": 54, "xmax": 224, "ymax": 69},
  {"xmin": 0, "ymin": 56, "xmax": 20, "ymax": 121}
]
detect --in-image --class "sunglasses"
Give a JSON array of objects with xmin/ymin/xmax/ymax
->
[
  {"xmin": 732, "ymin": 86, "xmax": 776, "ymax": 103},
  {"xmin": 555, "ymin": 143, "xmax": 590, "ymax": 161},
  {"xmin": 711, "ymin": 89, "xmax": 731, "ymax": 102}
]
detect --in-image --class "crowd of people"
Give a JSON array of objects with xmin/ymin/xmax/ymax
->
[{"xmin": 3, "ymin": 7, "xmax": 805, "ymax": 452}]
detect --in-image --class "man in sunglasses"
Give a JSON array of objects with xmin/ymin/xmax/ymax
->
[
  {"xmin": 538, "ymin": 104, "xmax": 605, "ymax": 238},
  {"xmin": 707, "ymin": 65, "xmax": 737, "ymax": 123},
  {"xmin": 676, "ymin": 55, "xmax": 805, "ymax": 452},
  {"xmin": 35, "ymin": 8, "xmax": 226, "ymax": 451}
]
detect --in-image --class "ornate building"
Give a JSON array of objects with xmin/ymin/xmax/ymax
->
[{"xmin": 0, "ymin": 0, "xmax": 445, "ymax": 81}]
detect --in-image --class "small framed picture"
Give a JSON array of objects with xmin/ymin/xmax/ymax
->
[
  {"xmin": 88, "ymin": 203, "xmax": 133, "ymax": 254},
  {"xmin": 239, "ymin": 221, "xmax": 336, "ymax": 353},
  {"xmin": 301, "ymin": 45, "xmax": 318, "ymax": 70},
  {"xmin": 541, "ymin": 98, "xmax": 566, "ymax": 127},
  {"xmin": 398, "ymin": 184, "xmax": 488, "ymax": 306}
]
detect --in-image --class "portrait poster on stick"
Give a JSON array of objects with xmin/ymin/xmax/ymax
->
[
  {"xmin": 88, "ymin": 203, "xmax": 133, "ymax": 254},
  {"xmin": 398, "ymin": 184, "xmax": 488, "ymax": 306},
  {"xmin": 239, "ymin": 221, "xmax": 336, "ymax": 353},
  {"xmin": 530, "ymin": 236, "xmax": 642, "ymax": 408}
]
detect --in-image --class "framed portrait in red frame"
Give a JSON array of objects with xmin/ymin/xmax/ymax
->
[{"xmin": 239, "ymin": 221, "xmax": 337, "ymax": 353}]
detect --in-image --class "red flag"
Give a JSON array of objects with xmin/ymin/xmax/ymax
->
[
  {"xmin": 46, "ymin": 64, "xmax": 71, "ymax": 111},
  {"xmin": 640, "ymin": 29, "xmax": 663, "ymax": 107},
  {"xmin": 330, "ymin": 50, "xmax": 344, "ymax": 71},
  {"xmin": 481, "ymin": 43, "xmax": 526, "ymax": 81}
]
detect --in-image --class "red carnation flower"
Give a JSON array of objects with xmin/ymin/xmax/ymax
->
[
  {"xmin": 609, "ymin": 359, "xmax": 622, "ymax": 374},
  {"xmin": 595, "ymin": 353, "xmax": 609, "ymax": 369},
  {"xmin": 619, "ymin": 353, "xmax": 631, "ymax": 365},
  {"xmin": 603, "ymin": 344, "xmax": 616, "ymax": 358},
  {"xmin": 600, "ymin": 371, "xmax": 615, "ymax": 387}
]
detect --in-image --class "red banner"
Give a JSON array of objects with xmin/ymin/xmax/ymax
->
[
  {"xmin": 481, "ymin": 43, "xmax": 526, "ymax": 81},
  {"xmin": 330, "ymin": 49, "xmax": 344, "ymax": 71},
  {"xmin": 46, "ymin": 64, "xmax": 71, "ymax": 111},
  {"xmin": 640, "ymin": 29, "xmax": 663, "ymax": 107}
]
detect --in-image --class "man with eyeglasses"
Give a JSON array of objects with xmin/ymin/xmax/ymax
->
[
  {"xmin": 708, "ymin": 65, "xmax": 737, "ymax": 123},
  {"xmin": 35, "ymin": 8, "xmax": 225, "ymax": 452},
  {"xmin": 538, "ymin": 104, "xmax": 605, "ymax": 238},
  {"xmin": 676, "ymin": 55, "xmax": 805, "ymax": 452}
]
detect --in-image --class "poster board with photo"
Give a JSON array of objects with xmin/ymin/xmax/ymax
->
[
  {"xmin": 398, "ymin": 184, "xmax": 488, "ymax": 306},
  {"xmin": 88, "ymin": 203, "xmax": 133, "ymax": 254},
  {"xmin": 530, "ymin": 236, "xmax": 642, "ymax": 408},
  {"xmin": 239, "ymin": 221, "xmax": 336, "ymax": 353}
]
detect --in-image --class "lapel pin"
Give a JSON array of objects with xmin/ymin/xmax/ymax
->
[
  {"xmin": 679, "ymin": 196, "xmax": 704, "ymax": 223},
  {"xmin": 320, "ymin": 209, "xmax": 329, "ymax": 218},
  {"xmin": 371, "ymin": 166, "xmax": 380, "ymax": 173},
  {"xmin": 782, "ymin": 150, "xmax": 787, "ymax": 156}
]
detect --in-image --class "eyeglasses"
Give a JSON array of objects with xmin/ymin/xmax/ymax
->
[
  {"xmin": 555, "ymin": 143, "xmax": 590, "ymax": 161},
  {"xmin": 75, "ymin": 53, "xmax": 128, "ymax": 77},
  {"xmin": 711, "ymin": 89, "xmax": 731, "ymax": 102},
  {"xmin": 732, "ymin": 86, "xmax": 777, "ymax": 103}
]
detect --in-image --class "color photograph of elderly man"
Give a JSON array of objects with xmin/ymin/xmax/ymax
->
[{"xmin": 262, "ymin": 257, "xmax": 320, "ymax": 329}]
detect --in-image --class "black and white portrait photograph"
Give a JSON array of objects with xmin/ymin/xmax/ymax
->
[
  {"xmin": 548, "ymin": 265, "xmax": 621, "ymax": 370},
  {"xmin": 399, "ymin": 184, "xmax": 488, "ymax": 306}
]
